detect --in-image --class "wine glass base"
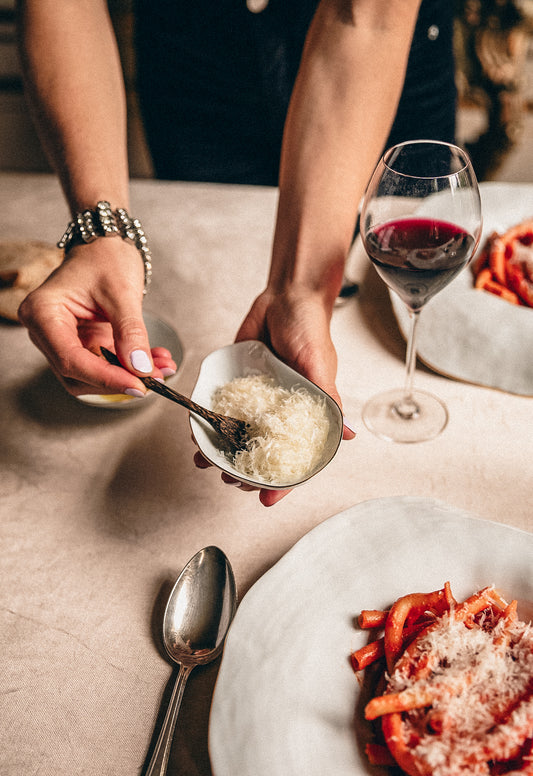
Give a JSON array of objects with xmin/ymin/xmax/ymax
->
[{"xmin": 363, "ymin": 388, "xmax": 448, "ymax": 443}]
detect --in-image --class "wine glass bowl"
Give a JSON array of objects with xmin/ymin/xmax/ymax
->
[{"xmin": 361, "ymin": 140, "xmax": 482, "ymax": 443}]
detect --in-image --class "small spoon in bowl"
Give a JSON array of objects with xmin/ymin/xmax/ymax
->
[
  {"xmin": 145, "ymin": 546, "xmax": 237, "ymax": 776},
  {"xmin": 100, "ymin": 347, "xmax": 249, "ymax": 451}
]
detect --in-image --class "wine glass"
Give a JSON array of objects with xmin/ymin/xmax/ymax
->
[{"xmin": 361, "ymin": 140, "xmax": 482, "ymax": 443}]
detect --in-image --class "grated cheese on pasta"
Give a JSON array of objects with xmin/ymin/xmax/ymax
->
[
  {"xmin": 212, "ymin": 373, "xmax": 330, "ymax": 484},
  {"xmin": 388, "ymin": 605, "xmax": 533, "ymax": 775}
]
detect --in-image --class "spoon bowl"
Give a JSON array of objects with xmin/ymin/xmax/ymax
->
[
  {"xmin": 145, "ymin": 546, "xmax": 237, "ymax": 776},
  {"xmin": 162, "ymin": 545, "xmax": 237, "ymax": 666}
]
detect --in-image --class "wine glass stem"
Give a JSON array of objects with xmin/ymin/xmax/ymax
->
[{"xmin": 396, "ymin": 309, "xmax": 421, "ymax": 419}]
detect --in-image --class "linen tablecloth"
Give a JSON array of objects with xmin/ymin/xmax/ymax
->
[{"xmin": 1, "ymin": 173, "xmax": 531, "ymax": 776}]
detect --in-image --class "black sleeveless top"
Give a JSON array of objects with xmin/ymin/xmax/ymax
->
[{"xmin": 135, "ymin": 0, "xmax": 456, "ymax": 184}]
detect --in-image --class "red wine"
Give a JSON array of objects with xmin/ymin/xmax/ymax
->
[{"xmin": 365, "ymin": 217, "xmax": 475, "ymax": 310}]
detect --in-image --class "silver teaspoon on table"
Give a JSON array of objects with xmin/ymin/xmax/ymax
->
[
  {"xmin": 145, "ymin": 546, "xmax": 237, "ymax": 776},
  {"xmin": 100, "ymin": 347, "xmax": 249, "ymax": 451}
]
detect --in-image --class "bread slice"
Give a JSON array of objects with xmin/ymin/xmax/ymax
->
[{"xmin": 0, "ymin": 240, "xmax": 63, "ymax": 321}]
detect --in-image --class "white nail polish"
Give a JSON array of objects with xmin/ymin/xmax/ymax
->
[
  {"xmin": 130, "ymin": 349, "xmax": 152, "ymax": 373},
  {"xmin": 124, "ymin": 388, "xmax": 145, "ymax": 399},
  {"xmin": 343, "ymin": 417, "xmax": 357, "ymax": 435},
  {"xmin": 160, "ymin": 367, "xmax": 176, "ymax": 377}
]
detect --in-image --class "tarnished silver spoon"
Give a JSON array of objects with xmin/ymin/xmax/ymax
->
[
  {"xmin": 145, "ymin": 546, "xmax": 237, "ymax": 776},
  {"xmin": 100, "ymin": 347, "xmax": 249, "ymax": 451}
]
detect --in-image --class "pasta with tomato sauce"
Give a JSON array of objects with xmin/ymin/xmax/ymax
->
[{"xmin": 351, "ymin": 584, "xmax": 533, "ymax": 775}]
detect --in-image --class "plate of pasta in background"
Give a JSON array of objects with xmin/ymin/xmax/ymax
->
[
  {"xmin": 390, "ymin": 182, "xmax": 533, "ymax": 396},
  {"xmin": 208, "ymin": 496, "xmax": 533, "ymax": 776}
]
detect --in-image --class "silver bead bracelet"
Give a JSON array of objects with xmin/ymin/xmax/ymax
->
[{"xmin": 57, "ymin": 200, "xmax": 152, "ymax": 293}]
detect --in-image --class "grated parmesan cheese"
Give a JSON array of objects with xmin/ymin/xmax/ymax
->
[
  {"xmin": 387, "ymin": 603, "xmax": 533, "ymax": 775},
  {"xmin": 212, "ymin": 373, "xmax": 331, "ymax": 484}
]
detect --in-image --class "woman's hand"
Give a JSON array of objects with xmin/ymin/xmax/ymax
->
[
  {"xmin": 194, "ymin": 284, "xmax": 355, "ymax": 507},
  {"xmin": 235, "ymin": 286, "xmax": 352, "ymax": 426},
  {"xmin": 18, "ymin": 239, "xmax": 177, "ymax": 396}
]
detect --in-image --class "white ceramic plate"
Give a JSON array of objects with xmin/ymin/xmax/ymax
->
[
  {"xmin": 209, "ymin": 496, "xmax": 533, "ymax": 776},
  {"xmin": 189, "ymin": 340, "xmax": 343, "ymax": 489},
  {"xmin": 76, "ymin": 311, "xmax": 184, "ymax": 409},
  {"xmin": 391, "ymin": 182, "xmax": 533, "ymax": 396}
]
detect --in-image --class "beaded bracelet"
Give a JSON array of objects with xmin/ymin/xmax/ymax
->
[{"xmin": 57, "ymin": 200, "xmax": 152, "ymax": 293}]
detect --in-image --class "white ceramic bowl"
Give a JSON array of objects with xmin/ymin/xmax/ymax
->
[
  {"xmin": 76, "ymin": 311, "xmax": 184, "ymax": 409},
  {"xmin": 189, "ymin": 340, "xmax": 344, "ymax": 490}
]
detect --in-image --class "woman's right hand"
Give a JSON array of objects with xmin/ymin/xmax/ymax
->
[{"xmin": 18, "ymin": 238, "xmax": 177, "ymax": 397}]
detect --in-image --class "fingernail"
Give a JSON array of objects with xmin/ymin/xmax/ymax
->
[
  {"xmin": 130, "ymin": 349, "xmax": 152, "ymax": 373},
  {"xmin": 160, "ymin": 367, "xmax": 176, "ymax": 377},
  {"xmin": 343, "ymin": 417, "xmax": 357, "ymax": 435},
  {"xmin": 124, "ymin": 388, "xmax": 146, "ymax": 399}
]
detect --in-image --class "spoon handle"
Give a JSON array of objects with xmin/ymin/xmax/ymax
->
[
  {"xmin": 145, "ymin": 663, "xmax": 194, "ymax": 776},
  {"xmin": 100, "ymin": 345, "xmax": 247, "ymax": 432},
  {"xmin": 100, "ymin": 347, "xmax": 210, "ymax": 419}
]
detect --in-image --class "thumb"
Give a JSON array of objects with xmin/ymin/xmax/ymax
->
[
  {"xmin": 317, "ymin": 379, "xmax": 357, "ymax": 442},
  {"xmin": 313, "ymin": 377, "xmax": 356, "ymax": 441},
  {"xmin": 109, "ymin": 308, "xmax": 153, "ymax": 377},
  {"xmin": 235, "ymin": 294, "xmax": 269, "ymax": 343},
  {"xmin": 298, "ymin": 361, "xmax": 357, "ymax": 443}
]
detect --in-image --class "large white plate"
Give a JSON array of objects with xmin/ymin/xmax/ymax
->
[
  {"xmin": 391, "ymin": 182, "xmax": 533, "ymax": 396},
  {"xmin": 209, "ymin": 496, "xmax": 533, "ymax": 776}
]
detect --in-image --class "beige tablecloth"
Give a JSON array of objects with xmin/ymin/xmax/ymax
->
[{"xmin": 1, "ymin": 173, "xmax": 531, "ymax": 776}]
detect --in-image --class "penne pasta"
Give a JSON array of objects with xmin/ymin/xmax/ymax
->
[{"xmin": 351, "ymin": 583, "xmax": 533, "ymax": 776}]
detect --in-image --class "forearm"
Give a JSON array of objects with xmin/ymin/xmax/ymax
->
[
  {"xmin": 16, "ymin": 0, "xmax": 130, "ymax": 213},
  {"xmin": 270, "ymin": 0, "xmax": 422, "ymax": 307}
]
